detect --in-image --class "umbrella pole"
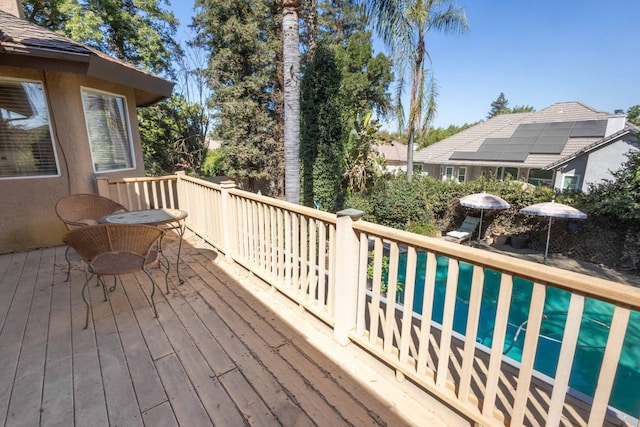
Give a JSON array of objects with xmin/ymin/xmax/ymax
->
[
  {"xmin": 477, "ymin": 209, "xmax": 484, "ymax": 246},
  {"xmin": 544, "ymin": 216, "xmax": 552, "ymax": 264}
]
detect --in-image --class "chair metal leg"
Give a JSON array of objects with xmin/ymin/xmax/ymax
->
[
  {"xmin": 175, "ymin": 221, "xmax": 186, "ymax": 284},
  {"xmin": 64, "ymin": 245, "xmax": 72, "ymax": 282},
  {"xmin": 156, "ymin": 246, "xmax": 171, "ymax": 294},
  {"xmin": 143, "ymin": 267, "xmax": 158, "ymax": 319},
  {"xmin": 82, "ymin": 273, "xmax": 96, "ymax": 329},
  {"xmin": 108, "ymin": 276, "xmax": 118, "ymax": 292}
]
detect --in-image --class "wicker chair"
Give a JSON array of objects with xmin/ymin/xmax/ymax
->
[
  {"xmin": 56, "ymin": 194, "xmax": 128, "ymax": 281},
  {"xmin": 63, "ymin": 224, "xmax": 166, "ymax": 329}
]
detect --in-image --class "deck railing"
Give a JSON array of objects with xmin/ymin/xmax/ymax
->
[{"xmin": 98, "ymin": 174, "xmax": 640, "ymax": 427}]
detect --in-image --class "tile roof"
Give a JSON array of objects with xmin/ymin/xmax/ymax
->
[
  {"xmin": 0, "ymin": 10, "xmax": 173, "ymax": 106},
  {"xmin": 413, "ymin": 102, "xmax": 611, "ymax": 168},
  {"xmin": 545, "ymin": 126, "xmax": 640, "ymax": 170},
  {"xmin": 375, "ymin": 140, "xmax": 407, "ymax": 162}
]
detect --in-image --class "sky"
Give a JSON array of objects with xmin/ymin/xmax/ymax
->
[{"xmin": 170, "ymin": 1, "xmax": 640, "ymax": 129}]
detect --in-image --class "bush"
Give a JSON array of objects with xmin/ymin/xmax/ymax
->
[
  {"xmin": 346, "ymin": 174, "xmax": 556, "ymax": 237},
  {"xmin": 346, "ymin": 175, "xmax": 436, "ymax": 234}
]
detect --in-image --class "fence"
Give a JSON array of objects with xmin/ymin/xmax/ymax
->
[{"xmin": 98, "ymin": 174, "xmax": 640, "ymax": 427}]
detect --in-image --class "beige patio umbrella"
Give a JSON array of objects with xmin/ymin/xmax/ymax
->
[
  {"xmin": 459, "ymin": 192, "xmax": 510, "ymax": 246},
  {"xmin": 520, "ymin": 200, "xmax": 587, "ymax": 263}
]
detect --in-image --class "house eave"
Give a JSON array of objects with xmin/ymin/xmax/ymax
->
[
  {"xmin": 544, "ymin": 127, "xmax": 640, "ymax": 170},
  {"xmin": 0, "ymin": 42, "xmax": 174, "ymax": 106}
]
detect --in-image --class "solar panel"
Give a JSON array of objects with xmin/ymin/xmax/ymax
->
[
  {"xmin": 450, "ymin": 151, "xmax": 477, "ymax": 160},
  {"xmin": 530, "ymin": 136, "xmax": 568, "ymax": 153},
  {"xmin": 540, "ymin": 127, "xmax": 572, "ymax": 137},
  {"xmin": 497, "ymin": 152, "xmax": 528, "ymax": 161},
  {"xmin": 570, "ymin": 120, "xmax": 607, "ymax": 137},
  {"xmin": 478, "ymin": 138, "xmax": 508, "ymax": 148},
  {"xmin": 545, "ymin": 121, "xmax": 575, "ymax": 129},
  {"xmin": 512, "ymin": 123, "xmax": 544, "ymax": 138},
  {"xmin": 509, "ymin": 137, "xmax": 537, "ymax": 146},
  {"xmin": 448, "ymin": 119, "xmax": 607, "ymax": 163}
]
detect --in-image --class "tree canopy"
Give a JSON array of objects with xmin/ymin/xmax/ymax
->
[
  {"xmin": 584, "ymin": 150, "xmax": 640, "ymax": 222},
  {"xmin": 24, "ymin": 0, "xmax": 182, "ymax": 76},
  {"xmin": 360, "ymin": 0, "xmax": 468, "ymax": 181},
  {"xmin": 488, "ymin": 93, "xmax": 535, "ymax": 118},
  {"xmin": 627, "ymin": 105, "xmax": 640, "ymax": 126},
  {"xmin": 487, "ymin": 92, "xmax": 509, "ymax": 118}
]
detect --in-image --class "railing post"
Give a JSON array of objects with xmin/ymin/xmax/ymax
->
[
  {"xmin": 96, "ymin": 177, "xmax": 109, "ymax": 197},
  {"xmin": 175, "ymin": 171, "xmax": 186, "ymax": 209},
  {"xmin": 220, "ymin": 180, "xmax": 237, "ymax": 262},
  {"xmin": 333, "ymin": 208, "xmax": 364, "ymax": 346}
]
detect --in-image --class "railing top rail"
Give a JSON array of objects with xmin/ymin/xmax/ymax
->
[
  {"xmin": 178, "ymin": 175, "xmax": 336, "ymax": 223},
  {"xmin": 353, "ymin": 219, "xmax": 640, "ymax": 309},
  {"xmin": 228, "ymin": 191, "xmax": 337, "ymax": 224},
  {"xmin": 100, "ymin": 175, "xmax": 178, "ymax": 184}
]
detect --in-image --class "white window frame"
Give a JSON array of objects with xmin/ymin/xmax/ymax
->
[
  {"xmin": 562, "ymin": 174, "xmax": 580, "ymax": 190},
  {"xmin": 527, "ymin": 168, "xmax": 554, "ymax": 187},
  {"xmin": 443, "ymin": 166, "xmax": 454, "ymax": 181},
  {"xmin": 81, "ymin": 87, "xmax": 135, "ymax": 173},
  {"xmin": 457, "ymin": 167, "xmax": 467, "ymax": 183},
  {"xmin": 0, "ymin": 77, "xmax": 60, "ymax": 180}
]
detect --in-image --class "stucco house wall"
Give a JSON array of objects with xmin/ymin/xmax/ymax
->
[
  {"xmin": 0, "ymin": 67, "xmax": 148, "ymax": 252},
  {"xmin": 0, "ymin": 7, "xmax": 173, "ymax": 253},
  {"xmin": 583, "ymin": 138, "xmax": 637, "ymax": 190},
  {"xmin": 555, "ymin": 137, "xmax": 638, "ymax": 192}
]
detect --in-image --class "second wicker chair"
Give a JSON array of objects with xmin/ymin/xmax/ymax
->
[
  {"xmin": 56, "ymin": 193, "xmax": 128, "ymax": 281},
  {"xmin": 63, "ymin": 224, "xmax": 165, "ymax": 329}
]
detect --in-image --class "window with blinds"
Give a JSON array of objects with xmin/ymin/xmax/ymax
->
[
  {"xmin": 81, "ymin": 88, "xmax": 134, "ymax": 173},
  {"xmin": 0, "ymin": 78, "xmax": 59, "ymax": 178}
]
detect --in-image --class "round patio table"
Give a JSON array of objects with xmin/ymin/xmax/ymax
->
[{"xmin": 100, "ymin": 208, "xmax": 188, "ymax": 283}]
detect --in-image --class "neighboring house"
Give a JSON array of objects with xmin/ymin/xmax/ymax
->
[
  {"xmin": 375, "ymin": 140, "xmax": 407, "ymax": 175},
  {"xmin": 544, "ymin": 125, "xmax": 639, "ymax": 192},
  {"xmin": 412, "ymin": 102, "xmax": 631, "ymax": 189},
  {"xmin": 0, "ymin": 3, "xmax": 173, "ymax": 253}
]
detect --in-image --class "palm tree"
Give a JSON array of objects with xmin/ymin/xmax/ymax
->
[
  {"xmin": 279, "ymin": 0, "xmax": 302, "ymax": 203},
  {"xmin": 362, "ymin": 0, "xmax": 468, "ymax": 181}
]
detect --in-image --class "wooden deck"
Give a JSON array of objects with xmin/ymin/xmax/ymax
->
[{"xmin": 0, "ymin": 232, "xmax": 450, "ymax": 427}]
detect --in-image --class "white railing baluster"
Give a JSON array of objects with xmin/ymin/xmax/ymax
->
[
  {"xmin": 482, "ymin": 272, "xmax": 513, "ymax": 417},
  {"xmin": 399, "ymin": 247, "xmax": 417, "ymax": 366},
  {"xmin": 436, "ymin": 258, "xmax": 459, "ymax": 389},
  {"xmin": 458, "ymin": 264, "xmax": 485, "ymax": 402},
  {"xmin": 417, "ymin": 251, "xmax": 437, "ymax": 376},
  {"xmin": 546, "ymin": 293, "xmax": 585, "ymax": 426},
  {"xmin": 511, "ymin": 282, "xmax": 546, "ymax": 425},
  {"xmin": 383, "ymin": 242, "xmax": 400, "ymax": 354},
  {"xmin": 588, "ymin": 306, "xmax": 631, "ymax": 427}
]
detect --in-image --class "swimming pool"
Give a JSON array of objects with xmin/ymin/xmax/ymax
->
[{"xmin": 397, "ymin": 253, "xmax": 639, "ymax": 416}]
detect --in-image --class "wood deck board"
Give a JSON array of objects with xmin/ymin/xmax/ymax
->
[
  {"xmin": 0, "ymin": 250, "xmax": 38, "ymax": 427},
  {"xmin": 41, "ymin": 247, "xmax": 74, "ymax": 427},
  {"xmin": 1, "ymin": 234, "xmax": 626, "ymax": 427}
]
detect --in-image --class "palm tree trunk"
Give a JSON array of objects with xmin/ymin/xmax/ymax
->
[
  {"xmin": 406, "ymin": 35, "xmax": 424, "ymax": 182},
  {"xmin": 281, "ymin": 1, "xmax": 301, "ymax": 203}
]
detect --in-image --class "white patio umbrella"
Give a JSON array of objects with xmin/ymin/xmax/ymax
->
[
  {"xmin": 459, "ymin": 192, "xmax": 510, "ymax": 245},
  {"xmin": 520, "ymin": 200, "xmax": 587, "ymax": 263}
]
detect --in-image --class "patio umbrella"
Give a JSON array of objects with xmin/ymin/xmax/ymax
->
[
  {"xmin": 459, "ymin": 192, "xmax": 510, "ymax": 245},
  {"xmin": 520, "ymin": 200, "xmax": 587, "ymax": 263}
]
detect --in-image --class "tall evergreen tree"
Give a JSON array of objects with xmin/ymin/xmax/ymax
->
[
  {"xmin": 487, "ymin": 92, "xmax": 510, "ymax": 118},
  {"xmin": 24, "ymin": 0, "xmax": 182, "ymax": 76},
  {"xmin": 300, "ymin": 1, "xmax": 393, "ymax": 209},
  {"xmin": 193, "ymin": 0, "xmax": 283, "ymax": 193}
]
